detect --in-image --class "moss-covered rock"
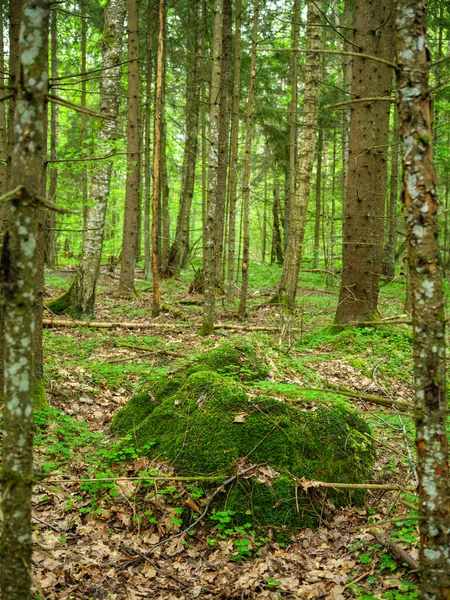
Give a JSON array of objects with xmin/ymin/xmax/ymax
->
[
  {"xmin": 112, "ymin": 343, "xmax": 269, "ymax": 434},
  {"xmin": 112, "ymin": 363, "xmax": 376, "ymax": 530}
]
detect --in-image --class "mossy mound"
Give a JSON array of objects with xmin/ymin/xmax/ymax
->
[
  {"xmin": 112, "ymin": 368, "xmax": 376, "ymax": 530},
  {"xmin": 111, "ymin": 343, "xmax": 269, "ymax": 434}
]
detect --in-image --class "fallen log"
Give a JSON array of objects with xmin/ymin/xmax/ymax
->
[{"xmin": 42, "ymin": 318, "xmax": 297, "ymax": 332}]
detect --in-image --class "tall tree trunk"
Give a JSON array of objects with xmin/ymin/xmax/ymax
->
[
  {"xmin": 382, "ymin": 106, "xmax": 399, "ymax": 279},
  {"xmin": 143, "ymin": 0, "xmax": 154, "ymax": 281},
  {"xmin": 45, "ymin": 5, "xmax": 58, "ymax": 267},
  {"xmin": 273, "ymin": 0, "xmax": 321, "ymax": 306},
  {"xmin": 151, "ymin": 0, "xmax": 164, "ymax": 317},
  {"xmin": 63, "ymin": 0, "xmax": 125, "ymax": 318},
  {"xmin": 334, "ymin": 0, "xmax": 393, "ymax": 325},
  {"xmin": 214, "ymin": 0, "xmax": 232, "ymax": 285},
  {"xmin": 271, "ymin": 171, "xmax": 284, "ymax": 265},
  {"xmin": 0, "ymin": 3, "xmax": 50, "ymax": 598},
  {"xmin": 226, "ymin": 0, "xmax": 242, "ymax": 298},
  {"xmin": 340, "ymin": 0, "xmax": 353, "ymax": 203},
  {"xmin": 313, "ymin": 122, "xmax": 323, "ymax": 269},
  {"xmin": 166, "ymin": 0, "xmax": 202, "ymax": 276},
  {"xmin": 394, "ymin": 3, "xmax": 450, "ymax": 596},
  {"xmin": 0, "ymin": 0, "xmax": 6, "ymax": 197},
  {"xmin": 201, "ymin": 0, "xmax": 223, "ymax": 335},
  {"xmin": 238, "ymin": 0, "xmax": 259, "ymax": 318},
  {"xmin": 119, "ymin": 0, "xmax": 141, "ymax": 294},
  {"xmin": 160, "ymin": 112, "xmax": 169, "ymax": 272},
  {"xmin": 286, "ymin": 0, "xmax": 300, "ymax": 246},
  {"xmin": 81, "ymin": 0, "xmax": 88, "ymax": 224}
]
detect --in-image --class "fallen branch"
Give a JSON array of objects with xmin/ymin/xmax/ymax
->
[
  {"xmin": 298, "ymin": 384, "xmax": 410, "ymax": 410},
  {"xmin": 369, "ymin": 527, "xmax": 419, "ymax": 570},
  {"xmin": 42, "ymin": 318, "xmax": 299, "ymax": 332},
  {"xmin": 298, "ymin": 479, "xmax": 415, "ymax": 492}
]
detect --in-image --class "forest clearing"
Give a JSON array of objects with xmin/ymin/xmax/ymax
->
[{"xmin": 0, "ymin": 0, "xmax": 449, "ymax": 598}]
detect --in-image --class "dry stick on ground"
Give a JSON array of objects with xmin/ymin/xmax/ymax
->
[
  {"xmin": 369, "ymin": 527, "xmax": 419, "ymax": 570},
  {"xmin": 42, "ymin": 318, "xmax": 298, "ymax": 332},
  {"xmin": 297, "ymin": 385, "xmax": 410, "ymax": 410}
]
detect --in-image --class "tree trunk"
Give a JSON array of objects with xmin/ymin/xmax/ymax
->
[
  {"xmin": 81, "ymin": 0, "xmax": 88, "ymax": 225},
  {"xmin": 382, "ymin": 106, "xmax": 399, "ymax": 279},
  {"xmin": 274, "ymin": 0, "xmax": 321, "ymax": 306},
  {"xmin": 166, "ymin": 0, "xmax": 202, "ymax": 276},
  {"xmin": 62, "ymin": 0, "xmax": 126, "ymax": 318},
  {"xmin": 286, "ymin": 0, "xmax": 300, "ymax": 246},
  {"xmin": 160, "ymin": 112, "xmax": 170, "ymax": 272},
  {"xmin": 271, "ymin": 171, "xmax": 284, "ymax": 265},
  {"xmin": 334, "ymin": 0, "xmax": 393, "ymax": 325},
  {"xmin": 238, "ymin": 0, "xmax": 259, "ymax": 318},
  {"xmin": 395, "ymin": 3, "xmax": 450, "ymax": 596},
  {"xmin": 214, "ymin": 0, "xmax": 232, "ymax": 285},
  {"xmin": 151, "ymin": 0, "xmax": 164, "ymax": 317},
  {"xmin": 225, "ymin": 0, "xmax": 242, "ymax": 298},
  {"xmin": 45, "ymin": 5, "xmax": 58, "ymax": 267},
  {"xmin": 340, "ymin": 0, "xmax": 353, "ymax": 204},
  {"xmin": 313, "ymin": 122, "xmax": 323, "ymax": 269},
  {"xmin": 119, "ymin": 0, "xmax": 141, "ymax": 294},
  {"xmin": 143, "ymin": 0, "xmax": 154, "ymax": 281},
  {"xmin": 0, "ymin": 3, "xmax": 50, "ymax": 598},
  {"xmin": 201, "ymin": 0, "xmax": 223, "ymax": 335}
]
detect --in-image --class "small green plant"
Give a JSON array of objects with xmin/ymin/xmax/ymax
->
[{"xmin": 231, "ymin": 538, "xmax": 252, "ymax": 561}]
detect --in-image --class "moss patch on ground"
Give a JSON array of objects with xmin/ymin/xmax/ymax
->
[{"xmin": 112, "ymin": 344, "xmax": 376, "ymax": 530}]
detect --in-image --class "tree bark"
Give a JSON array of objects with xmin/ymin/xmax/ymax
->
[
  {"xmin": 214, "ymin": 0, "xmax": 232, "ymax": 284},
  {"xmin": 286, "ymin": 0, "xmax": 300, "ymax": 246},
  {"xmin": 166, "ymin": 0, "xmax": 202, "ymax": 276},
  {"xmin": 143, "ymin": 0, "xmax": 154, "ymax": 281},
  {"xmin": 274, "ymin": 0, "xmax": 321, "ymax": 306},
  {"xmin": 271, "ymin": 171, "xmax": 284, "ymax": 265},
  {"xmin": 119, "ymin": 0, "xmax": 141, "ymax": 294},
  {"xmin": 313, "ymin": 123, "xmax": 323, "ymax": 269},
  {"xmin": 63, "ymin": 0, "xmax": 126, "ymax": 318},
  {"xmin": 225, "ymin": 0, "xmax": 242, "ymax": 298},
  {"xmin": 151, "ymin": 0, "xmax": 164, "ymax": 317},
  {"xmin": 382, "ymin": 106, "xmax": 399, "ymax": 279},
  {"xmin": 201, "ymin": 0, "xmax": 223, "ymax": 335},
  {"xmin": 0, "ymin": 3, "xmax": 50, "ymax": 597},
  {"xmin": 334, "ymin": 0, "xmax": 393, "ymax": 325},
  {"xmin": 45, "ymin": 5, "xmax": 58, "ymax": 267},
  {"xmin": 395, "ymin": 2, "xmax": 450, "ymax": 596},
  {"xmin": 238, "ymin": 0, "xmax": 259, "ymax": 318}
]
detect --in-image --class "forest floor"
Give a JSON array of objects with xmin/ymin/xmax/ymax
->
[{"xmin": 27, "ymin": 263, "xmax": 432, "ymax": 599}]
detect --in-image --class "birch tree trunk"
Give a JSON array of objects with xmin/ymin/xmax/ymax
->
[
  {"xmin": 395, "ymin": 3, "xmax": 450, "ymax": 596},
  {"xmin": 63, "ymin": 0, "xmax": 125, "ymax": 318},
  {"xmin": 0, "ymin": 2, "xmax": 50, "ymax": 597},
  {"xmin": 225, "ymin": 0, "xmax": 242, "ymax": 299},
  {"xmin": 201, "ymin": 0, "xmax": 223, "ymax": 335},
  {"xmin": 238, "ymin": 0, "xmax": 259, "ymax": 318},
  {"xmin": 119, "ymin": 0, "xmax": 141, "ymax": 294},
  {"xmin": 166, "ymin": 0, "xmax": 202, "ymax": 276},
  {"xmin": 273, "ymin": 0, "xmax": 321, "ymax": 307}
]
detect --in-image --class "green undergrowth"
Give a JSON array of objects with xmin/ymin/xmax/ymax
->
[
  {"xmin": 298, "ymin": 326, "xmax": 414, "ymax": 384},
  {"xmin": 112, "ymin": 343, "xmax": 376, "ymax": 531}
]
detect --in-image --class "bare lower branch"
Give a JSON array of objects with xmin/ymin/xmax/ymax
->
[
  {"xmin": 258, "ymin": 47, "xmax": 397, "ymax": 69},
  {"xmin": 324, "ymin": 96, "xmax": 395, "ymax": 110},
  {"xmin": 48, "ymin": 94, "xmax": 115, "ymax": 120}
]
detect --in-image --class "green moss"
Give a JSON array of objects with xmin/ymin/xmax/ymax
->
[
  {"xmin": 110, "ymin": 390, "xmax": 158, "ymax": 434},
  {"xmin": 45, "ymin": 278, "xmax": 75, "ymax": 315},
  {"xmin": 33, "ymin": 378, "xmax": 47, "ymax": 410},
  {"xmin": 188, "ymin": 342, "xmax": 269, "ymax": 381},
  {"xmin": 113, "ymin": 368, "xmax": 376, "ymax": 529}
]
